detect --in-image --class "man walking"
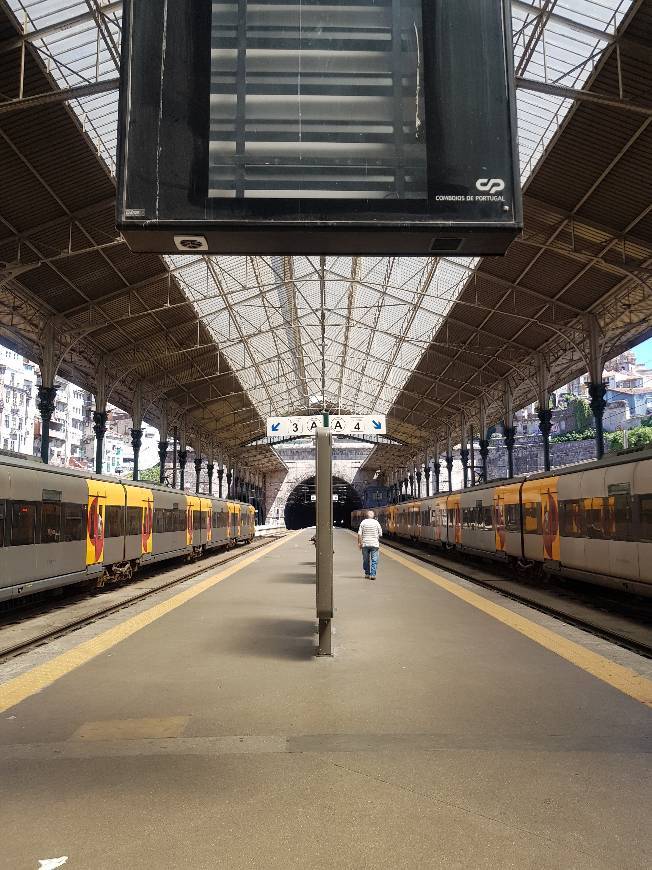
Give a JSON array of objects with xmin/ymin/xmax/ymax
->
[{"xmin": 357, "ymin": 510, "xmax": 383, "ymax": 580}]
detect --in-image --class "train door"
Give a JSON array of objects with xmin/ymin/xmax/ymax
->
[
  {"xmin": 494, "ymin": 489, "xmax": 506, "ymax": 555},
  {"xmin": 86, "ymin": 480, "xmax": 106, "ymax": 568},
  {"xmin": 540, "ymin": 480, "xmax": 560, "ymax": 564},
  {"xmin": 201, "ymin": 498, "xmax": 212, "ymax": 545},
  {"xmin": 605, "ymin": 465, "xmax": 637, "ymax": 582},
  {"xmin": 185, "ymin": 496, "xmax": 194, "ymax": 547},
  {"xmin": 447, "ymin": 495, "xmax": 461, "ymax": 546}
]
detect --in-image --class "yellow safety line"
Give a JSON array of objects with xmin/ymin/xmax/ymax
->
[
  {"xmin": 0, "ymin": 532, "xmax": 301, "ymax": 715},
  {"xmin": 382, "ymin": 545, "xmax": 652, "ymax": 709}
]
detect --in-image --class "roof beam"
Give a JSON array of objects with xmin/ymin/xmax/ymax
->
[{"xmin": 515, "ymin": 77, "xmax": 652, "ymax": 117}]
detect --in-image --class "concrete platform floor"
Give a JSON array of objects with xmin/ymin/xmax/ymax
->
[{"xmin": 0, "ymin": 528, "xmax": 650, "ymax": 870}]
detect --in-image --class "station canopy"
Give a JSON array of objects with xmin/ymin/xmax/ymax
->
[{"xmin": 1, "ymin": 1, "xmax": 650, "ymax": 469}]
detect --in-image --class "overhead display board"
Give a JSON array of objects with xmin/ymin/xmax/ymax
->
[{"xmin": 117, "ymin": 0, "xmax": 522, "ymax": 256}]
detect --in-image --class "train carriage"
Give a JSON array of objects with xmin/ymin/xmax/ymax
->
[
  {"xmin": 0, "ymin": 456, "xmax": 88, "ymax": 601},
  {"xmin": 0, "ymin": 453, "xmax": 256, "ymax": 604},
  {"xmin": 355, "ymin": 448, "xmax": 652, "ymax": 597}
]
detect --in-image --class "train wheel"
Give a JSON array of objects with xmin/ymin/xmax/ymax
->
[{"xmin": 86, "ymin": 570, "xmax": 109, "ymax": 595}]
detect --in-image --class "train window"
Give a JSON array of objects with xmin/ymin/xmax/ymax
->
[
  {"xmin": 610, "ymin": 494, "xmax": 631, "ymax": 541},
  {"xmin": 560, "ymin": 500, "xmax": 583, "ymax": 538},
  {"xmin": 586, "ymin": 498, "xmax": 605, "ymax": 540},
  {"xmin": 504, "ymin": 504, "xmax": 521, "ymax": 532},
  {"xmin": 105, "ymin": 505, "xmax": 125, "ymax": 538},
  {"xmin": 126, "ymin": 506, "xmax": 142, "ymax": 536},
  {"xmin": 639, "ymin": 495, "xmax": 652, "ymax": 543},
  {"xmin": 193, "ymin": 509, "xmax": 202, "ymax": 531},
  {"xmin": 523, "ymin": 503, "xmax": 541, "ymax": 535},
  {"xmin": 0, "ymin": 499, "xmax": 4, "ymax": 546},
  {"xmin": 63, "ymin": 503, "xmax": 86, "ymax": 542},
  {"xmin": 11, "ymin": 501, "xmax": 36, "ymax": 546},
  {"xmin": 41, "ymin": 501, "xmax": 62, "ymax": 544}
]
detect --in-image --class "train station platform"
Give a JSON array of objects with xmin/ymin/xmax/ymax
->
[{"xmin": 1, "ymin": 529, "xmax": 651, "ymax": 869}]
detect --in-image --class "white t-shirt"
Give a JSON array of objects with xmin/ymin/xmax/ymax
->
[{"xmin": 358, "ymin": 518, "xmax": 383, "ymax": 548}]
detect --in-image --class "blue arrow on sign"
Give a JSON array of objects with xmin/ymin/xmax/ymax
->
[
  {"xmin": 372, "ymin": 420, "xmax": 382, "ymax": 430},
  {"xmin": 271, "ymin": 422, "xmax": 280, "ymax": 432}
]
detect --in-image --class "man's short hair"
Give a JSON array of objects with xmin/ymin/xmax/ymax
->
[{"xmin": 366, "ymin": 510, "xmax": 375, "ymax": 518}]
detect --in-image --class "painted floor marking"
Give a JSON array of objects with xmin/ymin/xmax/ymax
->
[
  {"xmin": 0, "ymin": 532, "xmax": 300, "ymax": 715},
  {"xmin": 382, "ymin": 545, "xmax": 652, "ymax": 709}
]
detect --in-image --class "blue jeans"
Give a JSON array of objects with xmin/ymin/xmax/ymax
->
[{"xmin": 362, "ymin": 546, "xmax": 379, "ymax": 577}]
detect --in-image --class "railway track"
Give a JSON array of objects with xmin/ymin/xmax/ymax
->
[
  {"xmin": 0, "ymin": 535, "xmax": 283, "ymax": 664},
  {"xmin": 382, "ymin": 537, "xmax": 652, "ymax": 659}
]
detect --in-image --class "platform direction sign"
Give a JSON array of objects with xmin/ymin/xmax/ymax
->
[{"xmin": 266, "ymin": 414, "xmax": 386, "ymax": 438}]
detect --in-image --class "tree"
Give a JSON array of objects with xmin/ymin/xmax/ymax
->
[
  {"xmin": 606, "ymin": 426, "xmax": 652, "ymax": 452},
  {"xmin": 137, "ymin": 464, "xmax": 160, "ymax": 482},
  {"xmin": 566, "ymin": 396, "xmax": 593, "ymax": 432}
]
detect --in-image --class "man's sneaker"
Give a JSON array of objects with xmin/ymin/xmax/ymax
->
[{"xmin": 364, "ymin": 574, "xmax": 370, "ymax": 579}]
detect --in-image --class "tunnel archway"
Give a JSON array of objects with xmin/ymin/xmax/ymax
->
[{"xmin": 284, "ymin": 476, "xmax": 363, "ymax": 530}]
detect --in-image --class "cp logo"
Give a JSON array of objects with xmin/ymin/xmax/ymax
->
[{"xmin": 476, "ymin": 178, "xmax": 506, "ymax": 195}]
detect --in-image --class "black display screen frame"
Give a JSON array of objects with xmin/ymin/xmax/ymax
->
[{"xmin": 117, "ymin": 0, "xmax": 523, "ymax": 255}]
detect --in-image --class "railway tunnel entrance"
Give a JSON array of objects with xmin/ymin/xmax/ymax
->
[{"xmin": 284, "ymin": 476, "xmax": 363, "ymax": 530}]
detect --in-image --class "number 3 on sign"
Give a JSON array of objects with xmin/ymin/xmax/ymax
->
[{"xmin": 292, "ymin": 421, "xmax": 300, "ymax": 434}]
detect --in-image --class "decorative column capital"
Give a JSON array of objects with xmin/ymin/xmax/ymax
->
[
  {"xmin": 93, "ymin": 409, "xmax": 108, "ymax": 438},
  {"xmin": 503, "ymin": 425, "xmax": 516, "ymax": 450},
  {"xmin": 537, "ymin": 407, "xmax": 553, "ymax": 436},
  {"xmin": 130, "ymin": 428, "xmax": 143, "ymax": 451},
  {"xmin": 37, "ymin": 385, "xmax": 57, "ymax": 421},
  {"xmin": 587, "ymin": 381, "xmax": 607, "ymax": 418}
]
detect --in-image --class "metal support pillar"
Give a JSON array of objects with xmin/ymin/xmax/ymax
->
[
  {"xmin": 586, "ymin": 315, "xmax": 607, "ymax": 460},
  {"xmin": 504, "ymin": 426, "xmax": 515, "ymax": 479},
  {"xmin": 479, "ymin": 439, "xmax": 489, "ymax": 483},
  {"xmin": 194, "ymin": 455, "xmax": 202, "ymax": 494},
  {"xmin": 172, "ymin": 426, "xmax": 178, "ymax": 489},
  {"xmin": 424, "ymin": 462, "xmax": 431, "ymax": 498},
  {"xmin": 460, "ymin": 412, "xmax": 469, "ymax": 489},
  {"xmin": 536, "ymin": 355, "xmax": 552, "ymax": 472},
  {"xmin": 93, "ymin": 411, "xmax": 108, "ymax": 475},
  {"xmin": 503, "ymin": 379, "xmax": 515, "ymax": 480},
  {"xmin": 537, "ymin": 408, "xmax": 553, "ymax": 471},
  {"xmin": 130, "ymin": 383, "xmax": 144, "ymax": 482},
  {"xmin": 589, "ymin": 382, "xmax": 607, "ymax": 460},
  {"xmin": 445, "ymin": 454, "xmax": 453, "ymax": 492},
  {"xmin": 433, "ymin": 460, "xmax": 441, "ymax": 494},
  {"xmin": 416, "ymin": 468, "xmax": 422, "ymax": 498},
  {"xmin": 131, "ymin": 428, "xmax": 143, "ymax": 481},
  {"xmin": 207, "ymin": 462, "xmax": 214, "ymax": 495},
  {"xmin": 226, "ymin": 468, "xmax": 233, "ymax": 498},
  {"xmin": 178, "ymin": 450, "xmax": 187, "ymax": 490},
  {"xmin": 469, "ymin": 426, "xmax": 475, "ymax": 487},
  {"xmin": 157, "ymin": 405, "xmax": 169, "ymax": 485},
  {"xmin": 37, "ymin": 319, "xmax": 58, "ymax": 465},
  {"xmin": 158, "ymin": 441, "xmax": 168, "ymax": 484},
  {"xmin": 409, "ymin": 472, "xmax": 414, "ymax": 499},
  {"xmin": 315, "ymin": 427, "xmax": 333, "ymax": 656},
  {"xmin": 478, "ymin": 398, "xmax": 489, "ymax": 484},
  {"xmin": 37, "ymin": 385, "xmax": 57, "ymax": 464},
  {"xmin": 93, "ymin": 359, "xmax": 108, "ymax": 475},
  {"xmin": 218, "ymin": 466, "xmax": 224, "ymax": 498}
]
